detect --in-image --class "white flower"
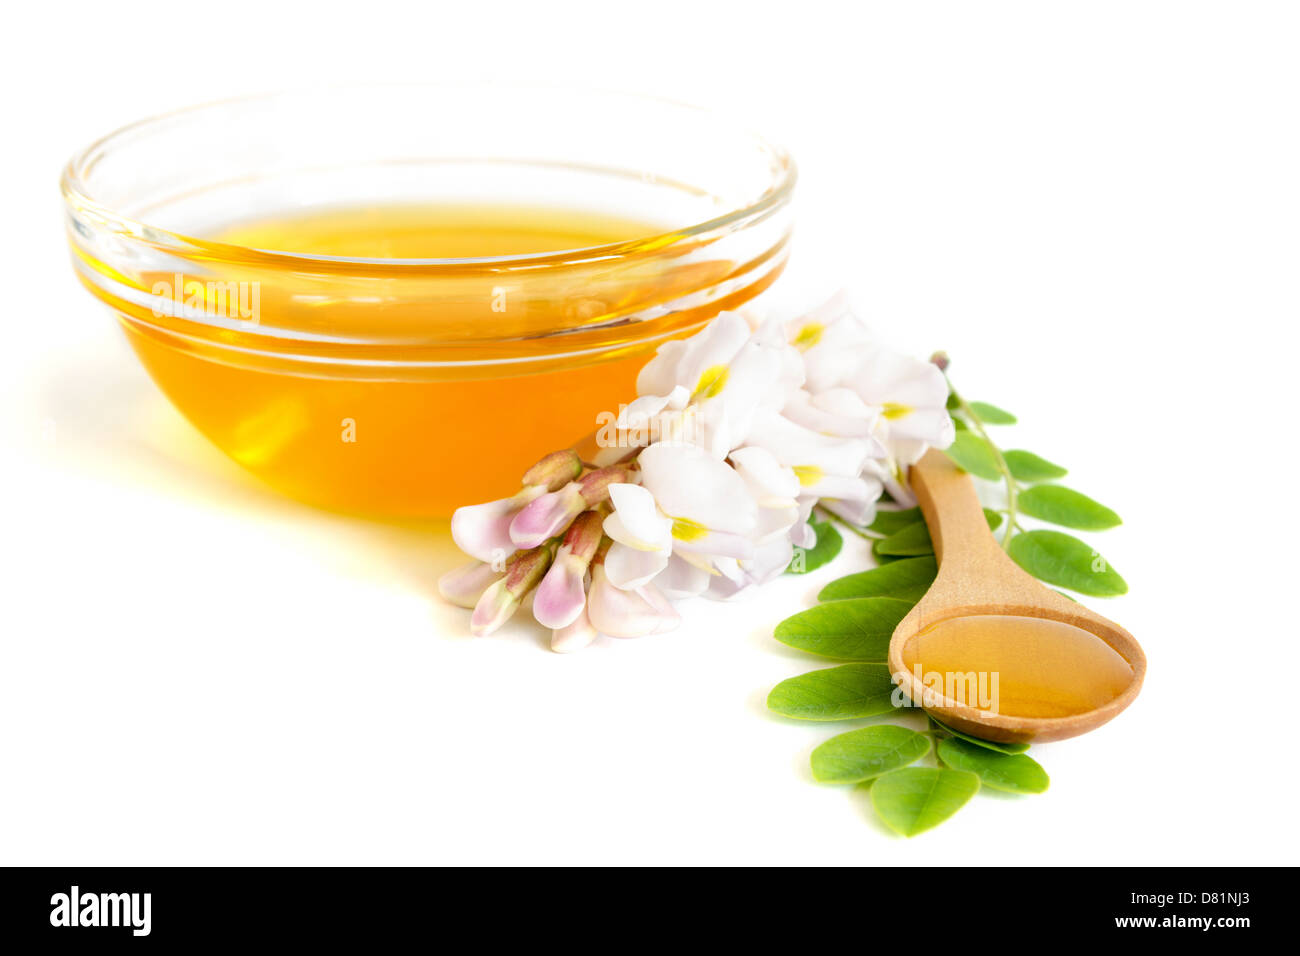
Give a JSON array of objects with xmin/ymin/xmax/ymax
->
[
  {"xmin": 605, "ymin": 385, "xmax": 697, "ymax": 452},
  {"xmin": 601, "ymin": 442, "xmax": 762, "ymax": 594},
  {"xmin": 634, "ymin": 312, "xmax": 803, "ymax": 457},
  {"xmin": 818, "ymin": 495, "xmax": 878, "ymax": 528},
  {"xmin": 790, "ymin": 498, "xmax": 818, "ymax": 549},
  {"xmin": 618, "ymin": 385, "xmax": 690, "ymax": 427},
  {"xmin": 783, "ymin": 293, "xmax": 954, "ymax": 462},
  {"xmin": 636, "ymin": 314, "xmax": 747, "ymax": 397},
  {"xmin": 601, "ymin": 483, "xmax": 673, "ymax": 590},
  {"xmin": 729, "ymin": 445, "xmax": 800, "ymax": 545},
  {"xmin": 742, "ymin": 409, "xmax": 884, "ymax": 541},
  {"xmin": 653, "ymin": 554, "xmax": 713, "ymax": 600},
  {"xmin": 843, "ymin": 349, "xmax": 956, "ymax": 506},
  {"xmin": 784, "ymin": 291, "xmax": 876, "ymax": 393},
  {"xmin": 850, "ymin": 349, "xmax": 955, "ymax": 450},
  {"xmin": 704, "ymin": 534, "xmax": 796, "ymax": 600},
  {"xmin": 744, "ymin": 409, "xmax": 877, "ymax": 504},
  {"xmin": 637, "ymin": 441, "xmax": 760, "ymax": 561},
  {"xmin": 729, "ymin": 445, "xmax": 799, "ymax": 507},
  {"xmin": 586, "ymin": 565, "xmax": 680, "ymax": 638},
  {"xmin": 782, "ymin": 388, "xmax": 886, "ymax": 447}
]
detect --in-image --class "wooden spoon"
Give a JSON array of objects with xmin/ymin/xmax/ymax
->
[{"xmin": 887, "ymin": 449, "xmax": 1146, "ymax": 743}]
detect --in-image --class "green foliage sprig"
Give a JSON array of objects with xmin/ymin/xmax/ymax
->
[
  {"xmin": 942, "ymin": 380, "xmax": 1127, "ymax": 596},
  {"xmin": 767, "ymin": 370, "xmax": 1129, "ymax": 836}
]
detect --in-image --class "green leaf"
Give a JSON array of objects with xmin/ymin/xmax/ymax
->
[
  {"xmin": 968, "ymin": 401, "xmax": 1017, "ymax": 424},
  {"xmin": 869, "ymin": 543, "xmax": 905, "ymax": 565},
  {"xmin": 936, "ymin": 738, "xmax": 1049, "ymax": 794},
  {"xmin": 929, "ymin": 718, "xmax": 1030, "ymax": 754},
  {"xmin": 946, "ymin": 391, "xmax": 961, "ymax": 410},
  {"xmin": 867, "ymin": 507, "xmax": 922, "ymax": 536},
  {"xmin": 875, "ymin": 522, "xmax": 934, "ymax": 556},
  {"xmin": 869, "ymin": 767, "xmax": 980, "ymax": 836},
  {"xmin": 786, "ymin": 517, "xmax": 843, "ymax": 574},
  {"xmin": 1017, "ymin": 485, "xmax": 1122, "ymax": 531},
  {"xmin": 875, "ymin": 511, "xmax": 1002, "ymax": 556},
  {"xmin": 1008, "ymin": 530, "xmax": 1128, "ymax": 596},
  {"xmin": 944, "ymin": 431, "xmax": 1002, "ymax": 481},
  {"xmin": 767, "ymin": 663, "xmax": 899, "ymax": 721},
  {"xmin": 819, "ymin": 556, "xmax": 937, "ymax": 603},
  {"xmin": 812, "ymin": 726, "xmax": 930, "ymax": 784},
  {"xmin": 772, "ymin": 597, "xmax": 915, "ymax": 661},
  {"xmin": 1003, "ymin": 449, "xmax": 1068, "ymax": 483}
]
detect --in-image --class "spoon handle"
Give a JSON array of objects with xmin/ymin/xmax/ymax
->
[{"xmin": 910, "ymin": 448, "xmax": 1013, "ymax": 577}]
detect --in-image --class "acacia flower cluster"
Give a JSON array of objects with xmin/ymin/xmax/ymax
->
[{"xmin": 438, "ymin": 293, "xmax": 955, "ymax": 652}]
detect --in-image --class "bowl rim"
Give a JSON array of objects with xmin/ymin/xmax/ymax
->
[{"xmin": 60, "ymin": 84, "xmax": 798, "ymax": 271}]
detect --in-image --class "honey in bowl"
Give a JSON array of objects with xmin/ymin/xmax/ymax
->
[
  {"xmin": 62, "ymin": 88, "xmax": 796, "ymax": 518},
  {"xmin": 219, "ymin": 202, "xmax": 664, "ymax": 259},
  {"xmin": 116, "ymin": 202, "xmax": 731, "ymax": 517}
]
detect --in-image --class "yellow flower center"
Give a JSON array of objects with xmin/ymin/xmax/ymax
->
[
  {"xmin": 791, "ymin": 323, "xmax": 824, "ymax": 351},
  {"xmin": 882, "ymin": 402, "xmax": 912, "ymax": 420},
  {"xmin": 693, "ymin": 365, "xmax": 730, "ymax": 400},
  {"xmin": 671, "ymin": 516, "xmax": 709, "ymax": 541},
  {"xmin": 792, "ymin": 465, "xmax": 823, "ymax": 487}
]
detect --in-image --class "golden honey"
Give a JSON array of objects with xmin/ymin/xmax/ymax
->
[
  {"xmin": 218, "ymin": 203, "xmax": 666, "ymax": 259},
  {"xmin": 63, "ymin": 90, "xmax": 796, "ymax": 517},
  {"xmin": 902, "ymin": 614, "xmax": 1133, "ymax": 719},
  {"xmin": 80, "ymin": 202, "xmax": 772, "ymax": 516}
]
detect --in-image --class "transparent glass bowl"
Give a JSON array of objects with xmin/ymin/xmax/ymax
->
[{"xmin": 62, "ymin": 87, "xmax": 796, "ymax": 516}]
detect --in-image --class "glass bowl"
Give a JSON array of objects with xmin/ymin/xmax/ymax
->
[{"xmin": 61, "ymin": 87, "xmax": 796, "ymax": 517}]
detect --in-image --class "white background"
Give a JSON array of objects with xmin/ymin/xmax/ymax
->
[{"xmin": 2, "ymin": 0, "xmax": 1297, "ymax": 865}]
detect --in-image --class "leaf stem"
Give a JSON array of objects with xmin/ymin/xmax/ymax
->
[
  {"xmin": 815, "ymin": 505, "xmax": 880, "ymax": 541},
  {"xmin": 925, "ymin": 717, "xmax": 951, "ymax": 767},
  {"xmin": 946, "ymin": 378, "xmax": 1020, "ymax": 549}
]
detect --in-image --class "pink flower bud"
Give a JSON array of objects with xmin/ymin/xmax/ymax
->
[
  {"xmin": 509, "ymin": 483, "xmax": 586, "ymax": 548},
  {"xmin": 502, "ymin": 542, "xmax": 556, "ymax": 595},
  {"xmin": 531, "ymin": 510, "xmax": 608, "ymax": 630},
  {"xmin": 470, "ymin": 543, "xmax": 555, "ymax": 637},
  {"xmin": 577, "ymin": 465, "xmax": 636, "ymax": 507},
  {"xmin": 437, "ymin": 560, "xmax": 504, "ymax": 609},
  {"xmin": 560, "ymin": 509, "xmax": 606, "ymax": 563},
  {"xmin": 532, "ymin": 550, "xmax": 588, "ymax": 630},
  {"xmin": 450, "ymin": 485, "xmax": 545, "ymax": 563},
  {"xmin": 521, "ymin": 449, "xmax": 582, "ymax": 491},
  {"xmin": 470, "ymin": 579, "xmax": 515, "ymax": 637}
]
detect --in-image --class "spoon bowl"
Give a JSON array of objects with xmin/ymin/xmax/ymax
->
[{"xmin": 887, "ymin": 450, "xmax": 1145, "ymax": 744}]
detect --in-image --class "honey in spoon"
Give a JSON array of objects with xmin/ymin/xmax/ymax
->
[{"xmin": 900, "ymin": 614, "xmax": 1135, "ymax": 719}]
